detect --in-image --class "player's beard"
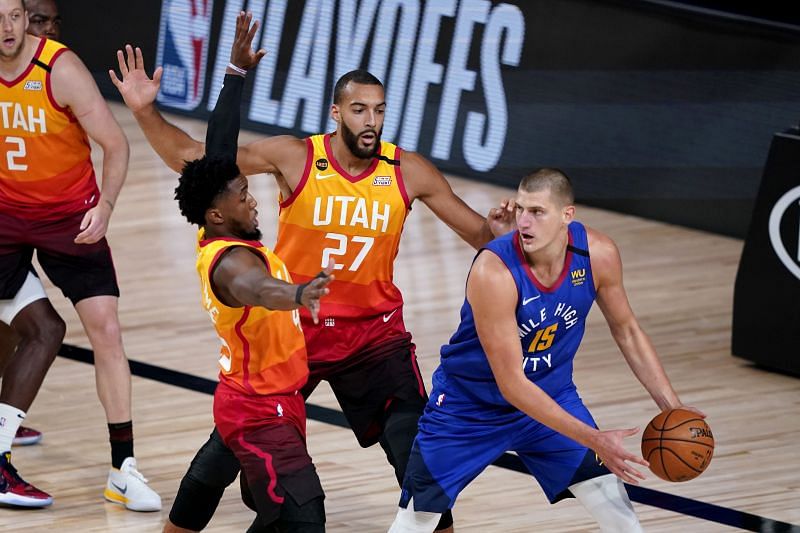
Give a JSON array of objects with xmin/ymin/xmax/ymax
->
[{"xmin": 341, "ymin": 120, "xmax": 381, "ymax": 159}]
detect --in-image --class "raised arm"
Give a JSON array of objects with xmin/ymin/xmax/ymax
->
[
  {"xmin": 468, "ymin": 250, "xmax": 648, "ymax": 483},
  {"xmin": 588, "ymin": 228, "xmax": 700, "ymax": 415},
  {"xmin": 110, "ymin": 43, "xmax": 294, "ymax": 176},
  {"xmin": 401, "ymin": 151, "xmax": 515, "ymax": 249},
  {"xmin": 51, "ymin": 50, "xmax": 128, "ymax": 244},
  {"xmin": 213, "ymin": 248, "xmax": 334, "ymax": 323}
]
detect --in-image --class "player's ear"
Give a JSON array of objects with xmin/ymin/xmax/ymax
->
[
  {"xmin": 563, "ymin": 205, "xmax": 575, "ymax": 223},
  {"xmin": 206, "ymin": 207, "xmax": 224, "ymax": 225},
  {"xmin": 330, "ymin": 103, "xmax": 340, "ymax": 124}
]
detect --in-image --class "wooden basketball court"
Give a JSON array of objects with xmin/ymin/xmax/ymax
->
[{"xmin": 1, "ymin": 103, "xmax": 798, "ymax": 532}]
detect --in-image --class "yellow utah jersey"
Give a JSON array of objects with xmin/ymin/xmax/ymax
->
[
  {"xmin": 196, "ymin": 230, "xmax": 308, "ymax": 396},
  {"xmin": 0, "ymin": 38, "xmax": 97, "ymax": 220},
  {"xmin": 275, "ymin": 133, "xmax": 410, "ymax": 321}
]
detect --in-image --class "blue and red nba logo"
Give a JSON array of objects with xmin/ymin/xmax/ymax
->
[{"xmin": 156, "ymin": 0, "xmax": 214, "ymax": 110}]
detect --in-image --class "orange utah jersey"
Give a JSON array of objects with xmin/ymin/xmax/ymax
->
[
  {"xmin": 197, "ymin": 231, "xmax": 308, "ymax": 396},
  {"xmin": 0, "ymin": 38, "xmax": 97, "ymax": 220},
  {"xmin": 276, "ymin": 133, "xmax": 410, "ymax": 323}
]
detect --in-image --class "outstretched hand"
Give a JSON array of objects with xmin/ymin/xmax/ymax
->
[
  {"xmin": 300, "ymin": 260, "xmax": 336, "ymax": 324},
  {"xmin": 591, "ymin": 427, "xmax": 649, "ymax": 485},
  {"xmin": 230, "ymin": 11, "xmax": 267, "ymax": 71},
  {"xmin": 109, "ymin": 45, "xmax": 163, "ymax": 113},
  {"xmin": 488, "ymin": 197, "xmax": 516, "ymax": 237}
]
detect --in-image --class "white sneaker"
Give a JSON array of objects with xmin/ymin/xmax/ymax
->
[{"xmin": 103, "ymin": 457, "xmax": 161, "ymax": 512}]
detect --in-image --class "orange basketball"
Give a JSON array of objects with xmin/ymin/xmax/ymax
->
[{"xmin": 641, "ymin": 408, "xmax": 714, "ymax": 482}]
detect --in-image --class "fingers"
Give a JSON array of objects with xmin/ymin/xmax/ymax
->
[
  {"xmin": 125, "ymin": 44, "xmax": 136, "ymax": 73},
  {"xmin": 622, "ymin": 427, "xmax": 640, "ymax": 438},
  {"xmin": 109, "ymin": 69, "xmax": 122, "ymax": 88},
  {"xmin": 115, "ymin": 48, "xmax": 128, "ymax": 76},
  {"xmin": 134, "ymin": 46, "xmax": 145, "ymax": 70},
  {"xmin": 153, "ymin": 66, "xmax": 164, "ymax": 84},
  {"xmin": 322, "ymin": 259, "xmax": 336, "ymax": 276}
]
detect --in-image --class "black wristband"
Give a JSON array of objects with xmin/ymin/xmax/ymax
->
[{"xmin": 294, "ymin": 283, "xmax": 307, "ymax": 305}]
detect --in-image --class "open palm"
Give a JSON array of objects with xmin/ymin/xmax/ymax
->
[{"xmin": 109, "ymin": 45, "xmax": 163, "ymax": 113}]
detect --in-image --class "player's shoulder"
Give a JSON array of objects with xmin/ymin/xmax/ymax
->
[{"xmin": 585, "ymin": 225, "xmax": 623, "ymax": 275}]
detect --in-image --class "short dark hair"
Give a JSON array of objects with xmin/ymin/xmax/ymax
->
[
  {"xmin": 332, "ymin": 69, "xmax": 383, "ymax": 104},
  {"xmin": 175, "ymin": 155, "xmax": 241, "ymax": 226},
  {"xmin": 519, "ymin": 168, "xmax": 574, "ymax": 206}
]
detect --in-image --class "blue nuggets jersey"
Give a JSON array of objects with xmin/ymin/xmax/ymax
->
[{"xmin": 438, "ymin": 222, "xmax": 596, "ymax": 406}]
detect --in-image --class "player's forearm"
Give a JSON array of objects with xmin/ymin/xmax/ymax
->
[
  {"xmin": 499, "ymin": 374, "xmax": 600, "ymax": 448},
  {"xmin": 133, "ymin": 104, "xmax": 204, "ymax": 172},
  {"xmin": 97, "ymin": 136, "xmax": 129, "ymax": 210},
  {"xmin": 233, "ymin": 277, "xmax": 302, "ymax": 311},
  {"xmin": 206, "ymin": 74, "xmax": 244, "ymax": 159},
  {"xmin": 615, "ymin": 326, "xmax": 681, "ymax": 411}
]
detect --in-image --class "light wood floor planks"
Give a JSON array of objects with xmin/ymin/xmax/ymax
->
[{"xmin": 1, "ymin": 103, "xmax": 798, "ymax": 532}]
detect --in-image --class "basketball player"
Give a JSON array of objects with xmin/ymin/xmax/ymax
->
[
  {"xmin": 388, "ymin": 169, "xmax": 705, "ymax": 533},
  {"xmin": 0, "ymin": 0, "xmax": 63, "ymax": 452},
  {"xmin": 175, "ymin": 145, "xmax": 333, "ymax": 531},
  {"xmin": 0, "ymin": 0, "xmax": 159, "ymax": 510},
  {"xmin": 111, "ymin": 12, "xmax": 513, "ymax": 532},
  {"xmin": 25, "ymin": 0, "xmax": 60, "ymax": 40}
]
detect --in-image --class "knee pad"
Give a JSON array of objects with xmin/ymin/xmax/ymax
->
[
  {"xmin": 570, "ymin": 474, "xmax": 642, "ymax": 533},
  {"xmin": 169, "ymin": 474, "xmax": 226, "ymax": 531},
  {"xmin": 185, "ymin": 429, "xmax": 241, "ymax": 487},
  {"xmin": 379, "ymin": 401, "xmax": 423, "ymax": 484}
]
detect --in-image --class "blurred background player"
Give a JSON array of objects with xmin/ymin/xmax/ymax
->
[{"xmin": 0, "ymin": 0, "xmax": 159, "ymax": 511}]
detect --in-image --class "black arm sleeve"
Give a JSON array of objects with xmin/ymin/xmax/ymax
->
[{"xmin": 205, "ymin": 74, "xmax": 245, "ymax": 159}]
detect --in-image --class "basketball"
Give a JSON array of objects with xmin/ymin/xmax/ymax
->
[{"xmin": 641, "ymin": 408, "xmax": 714, "ymax": 482}]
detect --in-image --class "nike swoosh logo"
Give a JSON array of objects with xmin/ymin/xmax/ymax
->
[
  {"xmin": 316, "ymin": 173, "xmax": 337, "ymax": 180},
  {"xmin": 522, "ymin": 295, "xmax": 541, "ymax": 305},
  {"xmin": 383, "ymin": 309, "xmax": 398, "ymax": 322},
  {"xmin": 111, "ymin": 481, "xmax": 127, "ymax": 494}
]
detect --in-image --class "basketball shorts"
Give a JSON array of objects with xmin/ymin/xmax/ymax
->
[
  {"xmin": 399, "ymin": 382, "xmax": 610, "ymax": 512},
  {"xmin": 0, "ymin": 210, "xmax": 119, "ymax": 303},
  {"xmin": 302, "ymin": 329, "xmax": 428, "ymax": 448},
  {"xmin": 213, "ymin": 382, "xmax": 324, "ymax": 525},
  {"xmin": 0, "ymin": 269, "xmax": 47, "ymax": 324}
]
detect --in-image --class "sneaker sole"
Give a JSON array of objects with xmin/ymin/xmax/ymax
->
[
  {"xmin": 12, "ymin": 435, "xmax": 42, "ymax": 446},
  {"xmin": 103, "ymin": 488, "xmax": 161, "ymax": 512},
  {"xmin": 0, "ymin": 492, "xmax": 53, "ymax": 508}
]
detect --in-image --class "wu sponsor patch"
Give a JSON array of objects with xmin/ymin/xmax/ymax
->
[{"xmin": 570, "ymin": 268, "xmax": 586, "ymax": 286}]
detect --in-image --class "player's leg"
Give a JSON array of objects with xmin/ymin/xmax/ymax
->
[
  {"xmin": 165, "ymin": 428, "xmax": 243, "ymax": 532},
  {"xmin": 328, "ymin": 340, "xmax": 454, "ymax": 531},
  {"xmin": 569, "ymin": 473, "xmax": 642, "ymax": 532},
  {"xmin": 515, "ymin": 394, "xmax": 641, "ymax": 531},
  {"xmin": 216, "ymin": 391, "xmax": 325, "ymax": 533},
  {"xmin": 0, "ymin": 270, "xmax": 60, "ymax": 508},
  {"xmin": 388, "ymin": 391, "xmax": 509, "ymax": 533},
  {"xmin": 37, "ymin": 225, "xmax": 160, "ymax": 511}
]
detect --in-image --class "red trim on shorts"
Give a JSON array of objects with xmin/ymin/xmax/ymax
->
[
  {"xmin": 279, "ymin": 137, "xmax": 313, "ymax": 209},
  {"xmin": 235, "ymin": 434, "xmax": 285, "ymax": 504},
  {"xmin": 394, "ymin": 146, "xmax": 411, "ymax": 209},
  {"xmin": 235, "ymin": 306, "xmax": 257, "ymax": 395},
  {"xmin": 45, "ymin": 46, "xmax": 71, "ymax": 114},
  {"xmin": 324, "ymin": 133, "xmax": 380, "ymax": 183},
  {"xmin": 512, "ymin": 230, "xmax": 574, "ymax": 293},
  {"xmin": 0, "ymin": 37, "xmax": 45, "ymax": 87}
]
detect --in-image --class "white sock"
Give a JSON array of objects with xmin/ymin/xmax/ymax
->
[
  {"xmin": 570, "ymin": 474, "xmax": 643, "ymax": 533},
  {"xmin": 0, "ymin": 403, "xmax": 25, "ymax": 453}
]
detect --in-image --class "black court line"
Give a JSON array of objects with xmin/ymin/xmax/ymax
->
[{"xmin": 59, "ymin": 343, "xmax": 800, "ymax": 532}]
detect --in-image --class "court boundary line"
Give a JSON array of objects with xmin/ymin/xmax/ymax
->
[{"xmin": 58, "ymin": 343, "xmax": 800, "ymax": 532}]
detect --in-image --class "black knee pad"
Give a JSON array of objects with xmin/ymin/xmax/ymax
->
[
  {"xmin": 379, "ymin": 398, "xmax": 424, "ymax": 484},
  {"xmin": 168, "ymin": 429, "xmax": 241, "ymax": 530}
]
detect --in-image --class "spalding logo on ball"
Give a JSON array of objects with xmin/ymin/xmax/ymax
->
[{"xmin": 641, "ymin": 408, "xmax": 714, "ymax": 482}]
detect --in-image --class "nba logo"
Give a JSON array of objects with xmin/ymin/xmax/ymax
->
[{"xmin": 155, "ymin": 0, "xmax": 214, "ymax": 110}]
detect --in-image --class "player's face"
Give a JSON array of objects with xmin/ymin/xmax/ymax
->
[
  {"xmin": 218, "ymin": 175, "xmax": 261, "ymax": 241},
  {"xmin": 26, "ymin": 0, "xmax": 60, "ymax": 40},
  {"xmin": 515, "ymin": 188, "xmax": 574, "ymax": 255},
  {"xmin": 333, "ymin": 82, "xmax": 385, "ymax": 159},
  {"xmin": 0, "ymin": 0, "xmax": 28, "ymax": 60}
]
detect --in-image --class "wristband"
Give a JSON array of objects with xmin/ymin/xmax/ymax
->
[
  {"xmin": 227, "ymin": 63, "xmax": 247, "ymax": 76},
  {"xmin": 294, "ymin": 283, "xmax": 307, "ymax": 305}
]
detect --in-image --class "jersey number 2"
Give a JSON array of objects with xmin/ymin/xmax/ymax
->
[{"xmin": 5, "ymin": 137, "xmax": 28, "ymax": 171}]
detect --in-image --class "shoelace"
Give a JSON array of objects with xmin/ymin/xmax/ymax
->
[{"xmin": 126, "ymin": 465, "xmax": 149, "ymax": 484}]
